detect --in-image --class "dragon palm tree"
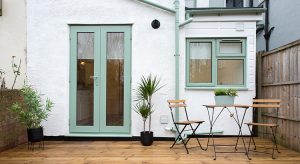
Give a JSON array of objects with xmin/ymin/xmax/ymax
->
[{"xmin": 134, "ymin": 74, "xmax": 163, "ymax": 132}]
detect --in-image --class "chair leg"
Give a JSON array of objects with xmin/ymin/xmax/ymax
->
[
  {"xmin": 247, "ymin": 125, "xmax": 257, "ymax": 152},
  {"xmin": 270, "ymin": 126, "xmax": 280, "ymax": 159},
  {"xmin": 170, "ymin": 125, "xmax": 185, "ymax": 148},
  {"xmin": 187, "ymin": 123, "xmax": 205, "ymax": 151},
  {"xmin": 171, "ymin": 124, "xmax": 189, "ymax": 154}
]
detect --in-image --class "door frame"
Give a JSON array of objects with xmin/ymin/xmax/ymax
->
[{"xmin": 69, "ymin": 25, "xmax": 132, "ymax": 135}]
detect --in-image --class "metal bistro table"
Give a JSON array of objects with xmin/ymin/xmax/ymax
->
[{"xmin": 203, "ymin": 104, "xmax": 251, "ymax": 160}]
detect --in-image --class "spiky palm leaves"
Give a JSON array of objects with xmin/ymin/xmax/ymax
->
[{"xmin": 134, "ymin": 75, "xmax": 163, "ymax": 132}]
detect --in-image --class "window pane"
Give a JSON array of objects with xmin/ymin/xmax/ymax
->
[
  {"xmin": 226, "ymin": 0, "xmax": 244, "ymax": 8},
  {"xmin": 106, "ymin": 32, "xmax": 124, "ymax": 126},
  {"xmin": 220, "ymin": 42, "xmax": 242, "ymax": 54},
  {"xmin": 218, "ymin": 59, "xmax": 244, "ymax": 85},
  {"xmin": 76, "ymin": 32, "xmax": 94, "ymax": 126},
  {"xmin": 189, "ymin": 42, "xmax": 212, "ymax": 83}
]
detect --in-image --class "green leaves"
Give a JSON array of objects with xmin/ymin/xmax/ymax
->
[
  {"xmin": 134, "ymin": 74, "xmax": 163, "ymax": 132},
  {"xmin": 10, "ymin": 85, "xmax": 54, "ymax": 129},
  {"xmin": 134, "ymin": 102, "xmax": 153, "ymax": 121},
  {"xmin": 214, "ymin": 88, "xmax": 238, "ymax": 96},
  {"xmin": 226, "ymin": 89, "xmax": 238, "ymax": 96},
  {"xmin": 135, "ymin": 75, "xmax": 163, "ymax": 103}
]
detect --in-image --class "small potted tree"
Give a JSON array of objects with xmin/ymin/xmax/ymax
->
[
  {"xmin": 214, "ymin": 88, "xmax": 238, "ymax": 105},
  {"xmin": 134, "ymin": 75, "xmax": 163, "ymax": 146},
  {"xmin": 134, "ymin": 102, "xmax": 153, "ymax": 146},
  {"xmin": 11, "ymin": 85, "xmax": 53, "ymax": 145}
]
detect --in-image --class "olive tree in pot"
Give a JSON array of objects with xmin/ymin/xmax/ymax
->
[
  {"xmin": 134, "ymin": 75, "xmax": 163, "ymax": 146},
  {"xmin": 10, "ymin": 85, "xmax": 53, "ymax": 144}
]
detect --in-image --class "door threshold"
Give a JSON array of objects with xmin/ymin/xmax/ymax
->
[{"xmin": 66, "ymin": 133, "xmax": 132, "ymax": 137}]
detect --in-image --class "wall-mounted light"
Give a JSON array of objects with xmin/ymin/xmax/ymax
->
[
  {"xmin": 0, "ymin": 0, "xmax": 2, "ymax": 16},
  {"xmin": 151, "ymin": 19, "xmax": 160, "ymax": 29}
]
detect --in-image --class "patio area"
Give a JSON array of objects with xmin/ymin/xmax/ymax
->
[{"xmin": 0, "ymin": 137, "xmax": 299, "ymax": 164}]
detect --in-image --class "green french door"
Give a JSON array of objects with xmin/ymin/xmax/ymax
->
[{"xmin": 70, "ymin": 26, "xmax": 131, "ymax": 134}]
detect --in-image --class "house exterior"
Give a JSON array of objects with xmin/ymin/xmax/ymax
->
[
  {"xmin": 1, "ymin": 0, "xmax": 265, "ymax": 138},
  {"xmin": 0, "ymin": 0, "xmax": 26, "ymax": 89},
  {"xmin": 256, "ymin": 0, "xmax": 300, "ymax": 51}
]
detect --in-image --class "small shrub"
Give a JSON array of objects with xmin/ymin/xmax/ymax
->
[
  {"xmin": 214, "ymin": 88, "xmax": 238, "ymax": 96},
  {"xmin": 214, "ymin": 89, "xmax": 227, "ymax": 96},
  {"xmin": 226, "ymin": 89, "xmax": 238, "ymax": 96}
]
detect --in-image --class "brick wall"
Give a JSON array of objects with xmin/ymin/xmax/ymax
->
[{"xmin": 0, "ymin": 90, "xmax": 27, "ymax": 152}]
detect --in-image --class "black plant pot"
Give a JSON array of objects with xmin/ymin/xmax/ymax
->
[
  {"xmin": 140, "ymin": 131, "xmax": 153, "ymax": 146},
  {"xmin": 27, "ymin": 127, "xmax": 44, "ymax": 142}
]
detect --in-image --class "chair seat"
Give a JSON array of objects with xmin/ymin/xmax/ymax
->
[
  {"xmin": 190, "ymin": 120, "xmax": 205, "ymax": 124},
  {"xmin": 175, "ymin": 121, "xmax": 193, "ymax": 125},
  {"xmin": 175, "ymin": 120, "xmax": 204, "ymax": 125},
  {"xmin": 245, "ymin": 122, "xmax": 278, "ymax": 127}
]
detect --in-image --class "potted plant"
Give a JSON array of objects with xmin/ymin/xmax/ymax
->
[
  {"xmin": 11, "ymin": 85, "xmax": 53, "ymax": 143},
  {"xmin": 214, "ymin": 88, "xmax": 238, "ymax": 105},
  {"xmin": 134, "ymin": 75, "xmax": 163, "ymax": 146}
]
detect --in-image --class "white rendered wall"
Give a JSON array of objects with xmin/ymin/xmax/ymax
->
[
  {"xmin": 196, "ymin": 0, "xmax": 210, "ymax": 8},
  {"xmin": 0, "ymin": 0, "xmax": 26, "ymax": 89},
  {"xmin": 27, "ymin": 0, "xmax": 176, "ymax": 137},
  {"xmin": 27, "ymin": 0, "xmax": 262, "ymax": 137},
  {"xmin": 182, "ymin": 14, "xmax": 263, "ymax": 135}
]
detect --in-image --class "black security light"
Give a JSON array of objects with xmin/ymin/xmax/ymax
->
[{"xmin": 151, "ymin": 19, "xmax": 160, "ymax": 29}]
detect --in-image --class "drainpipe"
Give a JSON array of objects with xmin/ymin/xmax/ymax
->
[
  {"xmin": 174, "ymin": 0, "xmax": 180, "ymax": 122},
  {"xmin": 136, "ymin": 0, "xmax": 176, "ymax": 13},
  {"xmin": 264, "ymin": 0, "xmax": 270, "ymax": 51},
  {"xmin": 179, "ymin": 18, "xmax": 193, "ymax": 27},
  {"xmin": 263, "ymin": 0, "xmax": 274, "ymax": 51}
]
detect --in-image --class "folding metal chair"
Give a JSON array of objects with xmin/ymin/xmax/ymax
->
[
  {"xmin": 167, "ymin": 100, "xmax": 205, "ymax": 154},
  {"xmin": 245, "ymin": 99, "xmax": 281, "ymax": 159}
]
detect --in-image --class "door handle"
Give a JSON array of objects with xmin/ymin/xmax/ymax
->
[
  {"xmin": 89, "ymin": 76, "xmax": 99, "ymax": 79},
  {"xmin": 90, "ymin": 75, "xmax": 99, "ymax": 86}
]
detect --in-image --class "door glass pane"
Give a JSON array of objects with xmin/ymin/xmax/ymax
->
[
  {"xmin": 189, "ymin": 42, "xmax": 212, "ymax": 83},
  {"xmin": 217, "ymin": 59, "xmax": 244, "ymax": 85},
  {"xmin": 76, "ymin": 32, "xmax": 94, "ymax": 126},
  {"xmin": 106, "ymin": 32, "xmax": 124, "ymax": 126},
  {"xmin": 220, "ymin": 42, "xmax": 242, "ymax": 54}
]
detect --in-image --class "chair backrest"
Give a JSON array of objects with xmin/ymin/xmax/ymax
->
[
  {"xmin": 252, "ymin": 99, "xmax": 280, "ymax": 108},
  {"xmin": 252, "ymin": 99, "xmax": 281, "ymax": 124},
  {"xmin": 167, "ymin": 100, "xmax": 190, "ymax": 123}
]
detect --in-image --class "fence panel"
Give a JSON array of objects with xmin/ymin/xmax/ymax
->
[{"xmin": 257, "ymin": 39, "xmax": 300, "ymax": 152}]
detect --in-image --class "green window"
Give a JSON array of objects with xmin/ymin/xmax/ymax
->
[{"xmin": 186, "ymin": 38, "xmax": 246, "ymax": 88}]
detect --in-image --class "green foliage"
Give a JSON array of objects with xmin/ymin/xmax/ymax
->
[
  {"xmin": 134, "ymin": 74, "xmax": 163, "ymax": 132},
  {"xmin": 226, "ymin": 88, "xmax": 238, "ymax": 96},
  {"xmin": 134, "ymin": 102, "xmax": 153, "ymax": 132},
  {"xmin": 214, "ymin": 88, "xmax": 238, "ymax": 96},
  {"xmin": 214, "ymin": 89, "xmax": 227, "ymax": 96},
  {"xmin": 10, "ymin": 85, "xmax": 54, "ymax": 129},
  {"xmin": 135, "ymin": 75, "xmax": 163, "ymax": 103}
]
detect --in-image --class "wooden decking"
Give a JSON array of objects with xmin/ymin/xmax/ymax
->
[{"xmin": 0, "ymin": 137, "xmax": 299, "ymax": 164}]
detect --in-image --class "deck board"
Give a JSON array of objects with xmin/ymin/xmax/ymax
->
[{"xmin": 0, "ymin": 137, "xmax": 299, "ymax": 164}]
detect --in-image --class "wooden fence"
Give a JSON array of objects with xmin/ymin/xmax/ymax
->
[{"xmin": 256, "ymin": 39, "xmax": 300, "ymax": 152}]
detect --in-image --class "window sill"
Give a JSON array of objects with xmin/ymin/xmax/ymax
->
[{"xmin": 185, "ymin": 86, "xmax": 249, "ymax": 91}]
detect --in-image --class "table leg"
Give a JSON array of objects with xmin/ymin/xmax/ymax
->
[{"xmin": 233, "ymin": 107, "xmax": 251, "ymax": 160}]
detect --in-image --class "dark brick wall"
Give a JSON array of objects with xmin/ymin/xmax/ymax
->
[{"xmin": 0, "ymin": 90, "xmax": 27, "ymax": 152}]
